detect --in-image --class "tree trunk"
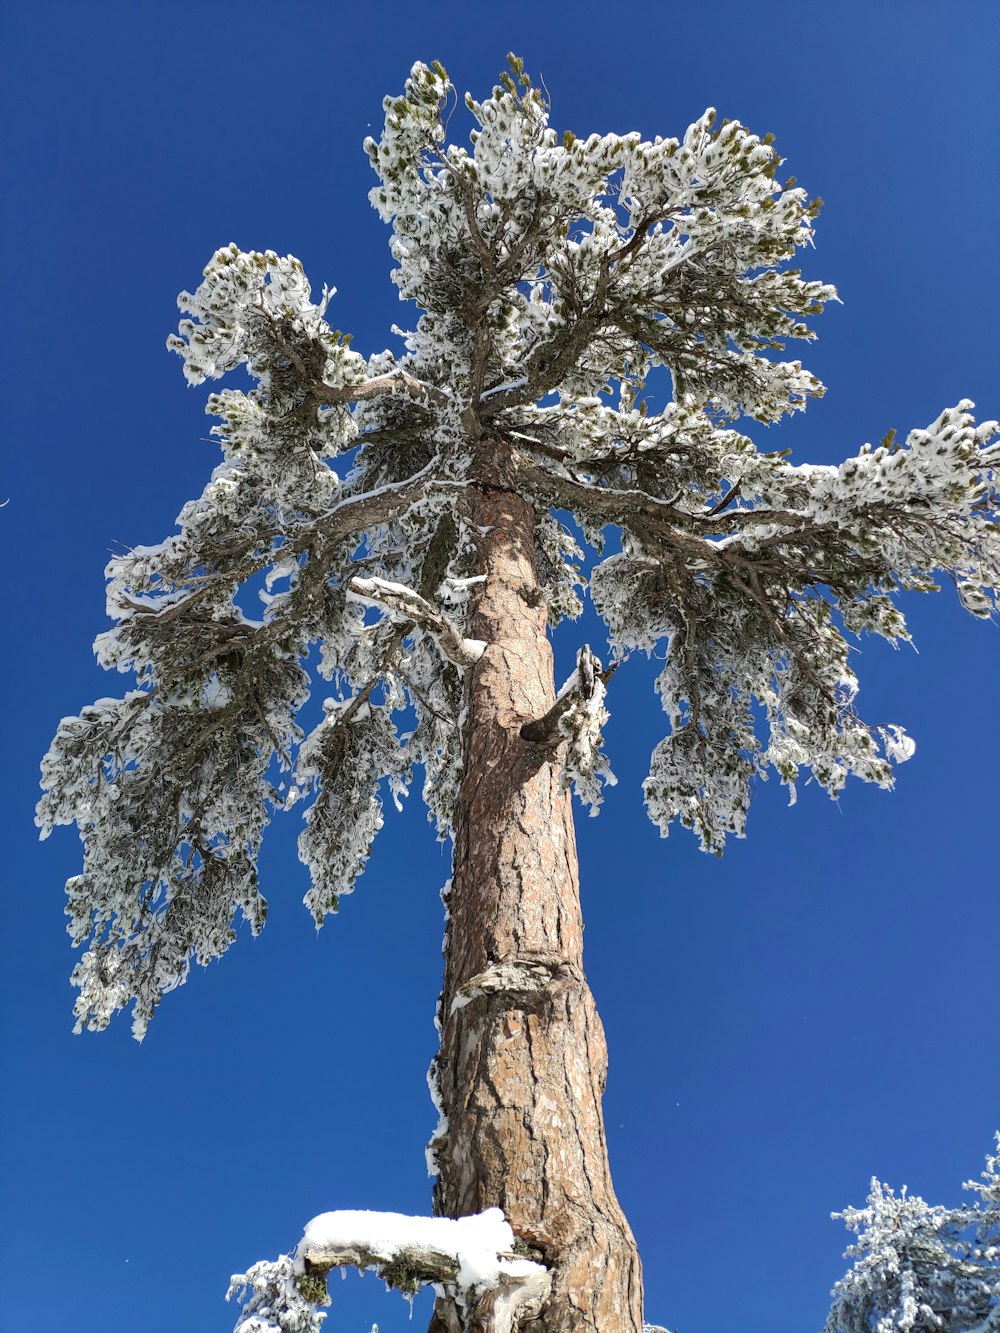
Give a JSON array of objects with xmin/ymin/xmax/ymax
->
[{"xmin": 429, "ymin": 476, "xmax": 643, "ymax": 1332}]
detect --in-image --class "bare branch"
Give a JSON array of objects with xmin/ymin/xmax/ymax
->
[{"xmin": 705, "ymin": 478, "xmax": 744, "ymax": 516}]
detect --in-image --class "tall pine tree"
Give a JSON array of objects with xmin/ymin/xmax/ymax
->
[{"xmin": 39, "ymin": 58, "xmax": 999, "ymax": 1332}]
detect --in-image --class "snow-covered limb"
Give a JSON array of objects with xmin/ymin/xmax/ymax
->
[
  {"xmin": 348, "ymin": 576, "xmax": 486, "ymax": 667},
  {"xmin": 520, "ymin": 645, "xmax": 615, "ymax": 746},
  {"xmin": 228, "ymin": 1208, "xmax": 550, "ymax": 1333},
  {"xmin": 322, "ymin": 366, "xmax": 451, "ymax": 408},
  {"xmin": 167, "ymin": 244, "xmax": 447, "ymax": 414},
  {"xmin": 522, "ymin": 645, "xmax": 617, "ymax": 812}
]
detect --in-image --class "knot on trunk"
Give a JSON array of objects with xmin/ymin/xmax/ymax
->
[{"xmin": 449, "ymin": 957, "xmax": 578, "ymax": 1015}]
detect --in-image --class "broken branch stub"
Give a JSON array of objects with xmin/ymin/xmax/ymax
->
[{"xmin": 520, "ymin": 645, "xmax": 617, "ymax": 745}]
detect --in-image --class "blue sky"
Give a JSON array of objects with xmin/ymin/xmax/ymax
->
[{"xmin": 2, "ymin": 3, "xmax": 997, "ymax": 1331}]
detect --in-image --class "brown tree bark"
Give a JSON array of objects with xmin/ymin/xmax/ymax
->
[{"xmin": 428, "ymin": 474, "xmax": 643, "ymax": 1332}]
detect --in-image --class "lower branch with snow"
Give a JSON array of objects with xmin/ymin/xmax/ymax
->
[{"xmin": 228, "ymin": 1208, "xmax": 550, "ymax": 1333}]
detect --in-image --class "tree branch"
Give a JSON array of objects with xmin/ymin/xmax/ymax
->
[
  {"xmin": 301, "ymin": 1237, "xmax": 461, "ymax": 1287},
  {"xmin": 317, "ymin": 367, "xmax": 451, "ymax": 408},
  {"xmin": 348, "ymin": 576, "xmax": 486, "ymax": 667},
  {"xmin": 510, "ymin": 453, "xmax": 707, "ymax": 553},
  {"xmin": 521, "ymin": 646, "xmax": 617, "ymax": 744},
  {"xmin": 295, "ymin": 1209, "xmax": 551, "ymax": 1333},
  {"xmin": 477, "ymin": 314, "xmax": 604, "ymax": 418},
  {"xmin": 113, "ymin": 464, "xmax": 442, "ymax": 627},
  {"xmin": 511, "ymin": 451, "xmax": 827, "ymax": 545}
]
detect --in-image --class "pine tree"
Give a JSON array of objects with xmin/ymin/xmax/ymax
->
[
  {"xmin": 38, "ymin": 58, "xmax": 999, "ymax": 1333},
  {"xmin": 825, "ymin": 1136, "xmax": 1000, "ymax": 1333}
]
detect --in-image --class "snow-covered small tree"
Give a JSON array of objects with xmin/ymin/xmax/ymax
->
[
  {"xmin": 824, "ymin": 1136, "xmax": 1000, "ymax": 1333},
  {"xmin": 38, "ymin": 56, "xmax": 999, "ymax": 1333}
]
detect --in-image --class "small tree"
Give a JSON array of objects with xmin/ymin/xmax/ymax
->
[
  {"xmin": 38, "ymin": 57, "xmax": 998, "ymax": 1333},
  {"xmin": 825, "ymin": 1136, "xmax": 1000, "ymax": 1333}
]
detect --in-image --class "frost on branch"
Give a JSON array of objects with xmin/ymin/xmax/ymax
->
[
  {"xmin": 347, "ymin": 576, "xmax": 486, "ymax": 667},
  {"xmin": 39, "ymin": 55, "xmax": 1000, "ymax": 1033},
  {"xmin": 824, "ymin": 1135, "xmax": 1000, "ymax": 1333},
  {"xmin": 37, "ymin": 236, "xmax": 476, "ymax": 1034},
  {"xmin": 229, "ymin": 1253, "xmax": 324, "ymax": 1333},
  {"xmin": 228, "ymin": 1208, "xmax": 549, "ymax": 1333},
  {"xmin": 296, "ymin": 697, "xmax": 404, "ymax": 925},
  {"xmin": 522, "ymin": 646, "xmax": 616, "ymax": 813},
  {"xmin": 586, "ymin": 402, "xmax": 999, "ymax": 851}
]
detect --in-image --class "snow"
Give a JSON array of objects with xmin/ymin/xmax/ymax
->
[
  {"xmin": 347, "ymin": 575, "xmax": 423, "ymax": 606},
  {"xmin": 439, "ymin": 574, "xmax": 486, "ymax": 605},
  {"xmin": 298, "ymin": 1207, "xmax": 543, "ymax": 1296},
  {"xmin": 424, "ymin": 1061, "xmax": 447, "ymax": 1179},
  {"xmin": 479, "ymin": 377, "xmax": 528, "ymax": 401},
  {"xmin": 881, "ymin": 726, "xmax": 916, "ymax": 764},
  {"xmin": 554, "ymin": 666, "xmax": 581, "ymax": 702},
  {"xmin": 551, "ymin": 651, "xmax": 616, "ymax": 813},
  {"xmin": 230, "ymin": 1206, "xmax": 549, "ymax": 1332}
]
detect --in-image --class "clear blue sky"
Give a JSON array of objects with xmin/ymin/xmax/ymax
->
[{"xmin": 2, "ymin": 4, "xmax": 997, "ymax": 1331}]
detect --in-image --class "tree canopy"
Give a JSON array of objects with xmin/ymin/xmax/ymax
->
[{"xmin": 38, "ymin": 59, "xmax": 999, "ymax": 1043}]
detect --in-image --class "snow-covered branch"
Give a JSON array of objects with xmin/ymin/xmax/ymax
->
[
  {"xmin": 321, "ymin": 366, "xmax": 451, "ymax": 409},
  {"xmin": 522, "ymin": 646, "xmax": 617, "ymax": 812},
  {"xmin": 521, "ymin": 645, "xmax": 615, "ymax": 746},
  {"xmin": 228, "ymin": 1208, "xmax": 550, "ymax": 1333},
  {"xmin": 348, "ymin": 576, "xmax": 486, "ymax": 667}
]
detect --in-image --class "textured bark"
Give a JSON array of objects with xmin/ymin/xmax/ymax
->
[{"xmin": 429, "ymin": 478, "xmax": 643, "ymax": 1332}]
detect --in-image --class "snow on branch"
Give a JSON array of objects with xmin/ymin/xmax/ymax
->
[
  {"xmin": 522, "ymin": 645, "xmax": 617, "ymax": 812},
  {"xmin": 348, "ymin": 576, "xmax": 486, "ymax": 667},
  {"xmin": 228, "ymin": 1208, "xmax": 549, "ymax": 1333},
  {"xmin": 327, "ymin": 366, "xmax": 451, "ymax": 408}
]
